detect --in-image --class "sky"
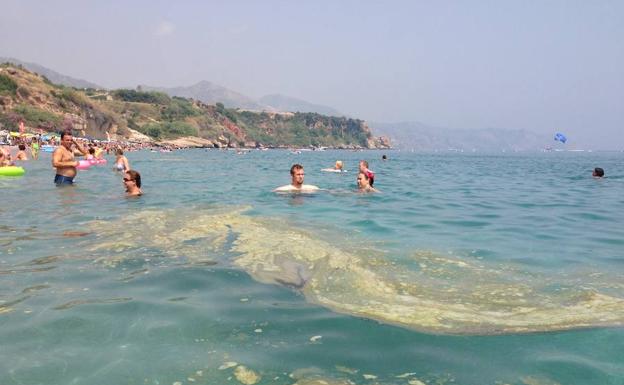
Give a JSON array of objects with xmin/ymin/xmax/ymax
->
[{"xmin": 1, "ymin": 0, "xmax": 623, "ymax": 148}]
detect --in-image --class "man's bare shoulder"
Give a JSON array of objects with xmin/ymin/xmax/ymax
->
[{"xmin": 273, "ymin": 184, "xmax": 320, "ymax": 192}]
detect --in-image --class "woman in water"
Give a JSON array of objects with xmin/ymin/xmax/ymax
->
[
  {"xmin": 357, "ymin": 172, "xmax": 378, "ymax": 193},
  {"xmin": 123, "ymin": 169, "xmax": 142, "ymax": 197},
  {"xmin": 114, "ymin": 148, "xmax": 130, "ymax": 172}
]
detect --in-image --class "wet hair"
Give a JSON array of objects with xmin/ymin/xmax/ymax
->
[
  {"xmin": 18, "ymin": 144, "xmax": 26, "ymax": 151},
  {"xmin": 60, "ymin": 131, "xmax": 72, "ymax": 140},
  {"xmin": 89, "ymin": 148, "xmax": 95, "ymax": 154},
  {"xmin": 358, "ymin": 172, "xmax": 370, "ymax": 181},
  {"xmin": 126, "ymin": 170, "xmax": 142, "ymax": 188},
  {"xmin": 382, "ymin": 154, "xmax": 387, "ymax": 160},
  {"xmin": 290, "ymin": 163, "xmax": 303, "ymax": 176},
  {"xmin": 359, "ymin": 160, "xmax": 369, "ymax": 168},
  {"xmin": 116, "ymin": 148, "xmax": 124, "ymax": 156},
  {"xmin": 593, "ymin": 167, "xmax": 604, "ymax": 177}
]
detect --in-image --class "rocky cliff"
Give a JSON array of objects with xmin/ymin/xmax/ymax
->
[{"xmin": 0, "ymin": 64, "xmax": 389, "ymax": 149}]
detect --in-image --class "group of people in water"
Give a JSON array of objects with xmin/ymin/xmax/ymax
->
[
  {"xmin": 274, "ymin": 160, "xmax": 378, "ymax": 193},
  {"xmin": 2, "ymin": 128, "xmax": 609, "ymax": 198},
  {"xmin": 49, "ymin": 131, "xmax": 142, "ymax": 196}
]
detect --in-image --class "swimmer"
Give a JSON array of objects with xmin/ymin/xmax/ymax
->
[
  {"xmin": 357, "ymin": 172, "xmax": 378, "ymax": 193},
  {"xmin": 15, "ymin": 144, "xmax": 28, "ymax": 160},
  {"xmin": 123, "ymin": 169, "xmax": 143, "ymax": 197},
  {"xmin": 382, "ymin": 154, "xmax": 388, "ymax": 161},
  {"xmin": 592, "ymin": 167, "xmax": 605, "ymax": 178},
  {"xmin": 52, "ymin": 131, "xmax": 88, "ymax": 185},
  {"xmin": 358, "ymin": 160, "xmax": 375, "ymax": 186},
  {"xmin": 0, "ymin": 149, "xmax": 12, "ymax": 167},
  {"xmin": 321, "ymin": 160, "xmax": 345, "ymax": 172},
  {"xmin": 114, "ymin": 148, "xmax": 130, "ymax": 172},
  {"xmin": 274, "ymin": 164, "xmax": 319, "ymax": 192}
]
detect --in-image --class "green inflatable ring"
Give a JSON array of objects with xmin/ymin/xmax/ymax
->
[{"xmin": 0, "ymin": 166, "xmax": 26, "ymax": 176}]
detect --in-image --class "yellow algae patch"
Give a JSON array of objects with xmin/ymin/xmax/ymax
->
[
  {"xmin": 233, "ymin": 365, "xmax": 261, "ymax": 385},
  {"xmin": 218, "ymin": 362, "xmax": 238, "ymax": 370},
  {"xmin": 81, "ymin": 206, "xmax": 624, "ymax": 335},
  {"xmin": 521, "ymin": 376, "xmax": 562, "ymax": 385},
  {"xmin": 293, "ymin": 378, "xmax": 352, "ymax": 385}
]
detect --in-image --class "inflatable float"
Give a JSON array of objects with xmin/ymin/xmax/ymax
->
[{"xmin": 0, "ymin": 166, "xmax": 25, "ymax": 176}]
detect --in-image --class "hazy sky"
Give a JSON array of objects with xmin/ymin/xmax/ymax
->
[{"xmin": 1, "ymin": 0, "xmax": 623, "ymax": 148}]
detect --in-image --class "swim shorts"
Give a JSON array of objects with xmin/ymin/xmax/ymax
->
[{"xmin": 54, "ymin": 174, "xmax": 75, "ymax": 185}]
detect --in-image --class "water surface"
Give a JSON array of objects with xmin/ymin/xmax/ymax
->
[{"xmin": 1, "ymin": 149, "xmax": 623, "ymax": 385}]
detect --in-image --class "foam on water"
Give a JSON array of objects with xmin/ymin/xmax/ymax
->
[{"xmin": 81, "ymin": 206, "xmax": 624, "ymax": 335}]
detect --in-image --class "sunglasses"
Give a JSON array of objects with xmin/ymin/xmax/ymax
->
[{"xmin": 123, "ymin": 177, "xmax": 133, "ymax": 182}]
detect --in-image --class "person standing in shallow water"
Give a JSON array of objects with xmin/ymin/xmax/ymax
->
[
  {"xmin": 114, "ymin": 148, "xmax": 130, "ymax": 172},
  {"xmin": 123, "ymin": 170, "xmax": 143, "ymax": 197},
  {"xmin": 15, "ymin": 144, "xmax": 28, "ymax": 160},
  {"xmin": 274, "ymin": 164, "xmax": 319, "ymax": 192},
  {"xmin": 52, "ymin": 131, "xmax": 87, "ymax": 185}
]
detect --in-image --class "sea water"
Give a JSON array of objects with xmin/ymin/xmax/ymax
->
[{"xmin": 1, "ymin": 149, "xmax": 623, "ymax": 385}]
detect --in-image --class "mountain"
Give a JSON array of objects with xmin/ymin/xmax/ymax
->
[
  {"xmin": 372, "ymin": 121, "xmax": 549, "ymax": 151},
  {"xmin": 0, "ymin": 57, "xmax": 102, "ymax": 89},
  {"xmin": 258, "ymin": 94, "xmax": 342, "ymax": 116},
  {"xmin": 142, "ymin": 82, "xmax": 344, "ymax": 116},
  {"xmin": 141, "ymin": 81, "xmax": 265, "ymax": 110},
  {"xmin": 0, "ymin": 64, "xmax": 389, "ymax": 149}
]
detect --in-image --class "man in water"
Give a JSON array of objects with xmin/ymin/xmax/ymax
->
[
  {"xmin": 15, "ymin": 144, "xmax": 28, "ymax": 160},
  {"xmin": 592, "ymin": 167, "xmax": 605, "ymax": 178},
  {"xmin": 357, "ymin": 172, "xmax": 378, "ymax": 193},
  {"xmin": 274, "ymin": 164, "xmax": 319, "ymax": 192},
  {"xmin": 359, "ymin": 160, "xmax": 375, "ymax": 186},
  {"xmin": 52, "ymin": 131, "xmax": 87, "ymax": 185}
]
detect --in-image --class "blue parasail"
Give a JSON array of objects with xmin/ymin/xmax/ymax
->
[{"xmin": 554, "ymin": 132, "xmax": 567, "ymax": 144}]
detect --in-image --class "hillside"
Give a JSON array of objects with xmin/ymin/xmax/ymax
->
[
  {"xmin": 0, "ymin": 57, "xmax": 102, "ymax": 89},
  {"xmin": 0, "ymin": 64, "xmax": 389, "ymax": 149},
  {"xmin": 141, "ymin": 81, "xmax": 265, "ymax": 110},
  {"xmin": 258, "ymin": 94, "xmax": 342, "ymax": 117}
]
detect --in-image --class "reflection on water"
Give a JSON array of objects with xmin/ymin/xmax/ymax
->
[{"xmin": 78, "ymin": 206, "xmax": 624, "ymax": 335}]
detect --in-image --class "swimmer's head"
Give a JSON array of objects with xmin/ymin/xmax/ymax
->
[
  {"xmin": 335, "ymin": 160, "xmax": 343, "ymax": 169},
  {"xmin": 290, "ymin": 163, "xmax": 304, "ymax": 176},
  {"xmin": 89, "ymin": 148, "xmax": 95, "ymax": 154},
  {"xmin": 18, "ymin": 144, "xmax": 26, "ymax": 151},
  {"xmin": 357, "ymin": 172, "xmax": 370, "ymax": 189},
  {"xmin": 116, "ymin": 148, "xmax": 124, "ymax": 156},
  {"xmin": 125, "ymin": 169, "xmax": 142, "ymax": 188},
  {"xmin": 593, "ymin": 167, "xmax": 604, "ymax": 177}
]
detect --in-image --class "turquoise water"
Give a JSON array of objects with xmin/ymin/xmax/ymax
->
[{"xmin": 1, "ymin": 149, "xmax": 623, "ymax": 385}]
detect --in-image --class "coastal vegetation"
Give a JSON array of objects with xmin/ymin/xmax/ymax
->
[{"xmin": 0, "ymin": 64, "xmax": 389, "ymax": 148}]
